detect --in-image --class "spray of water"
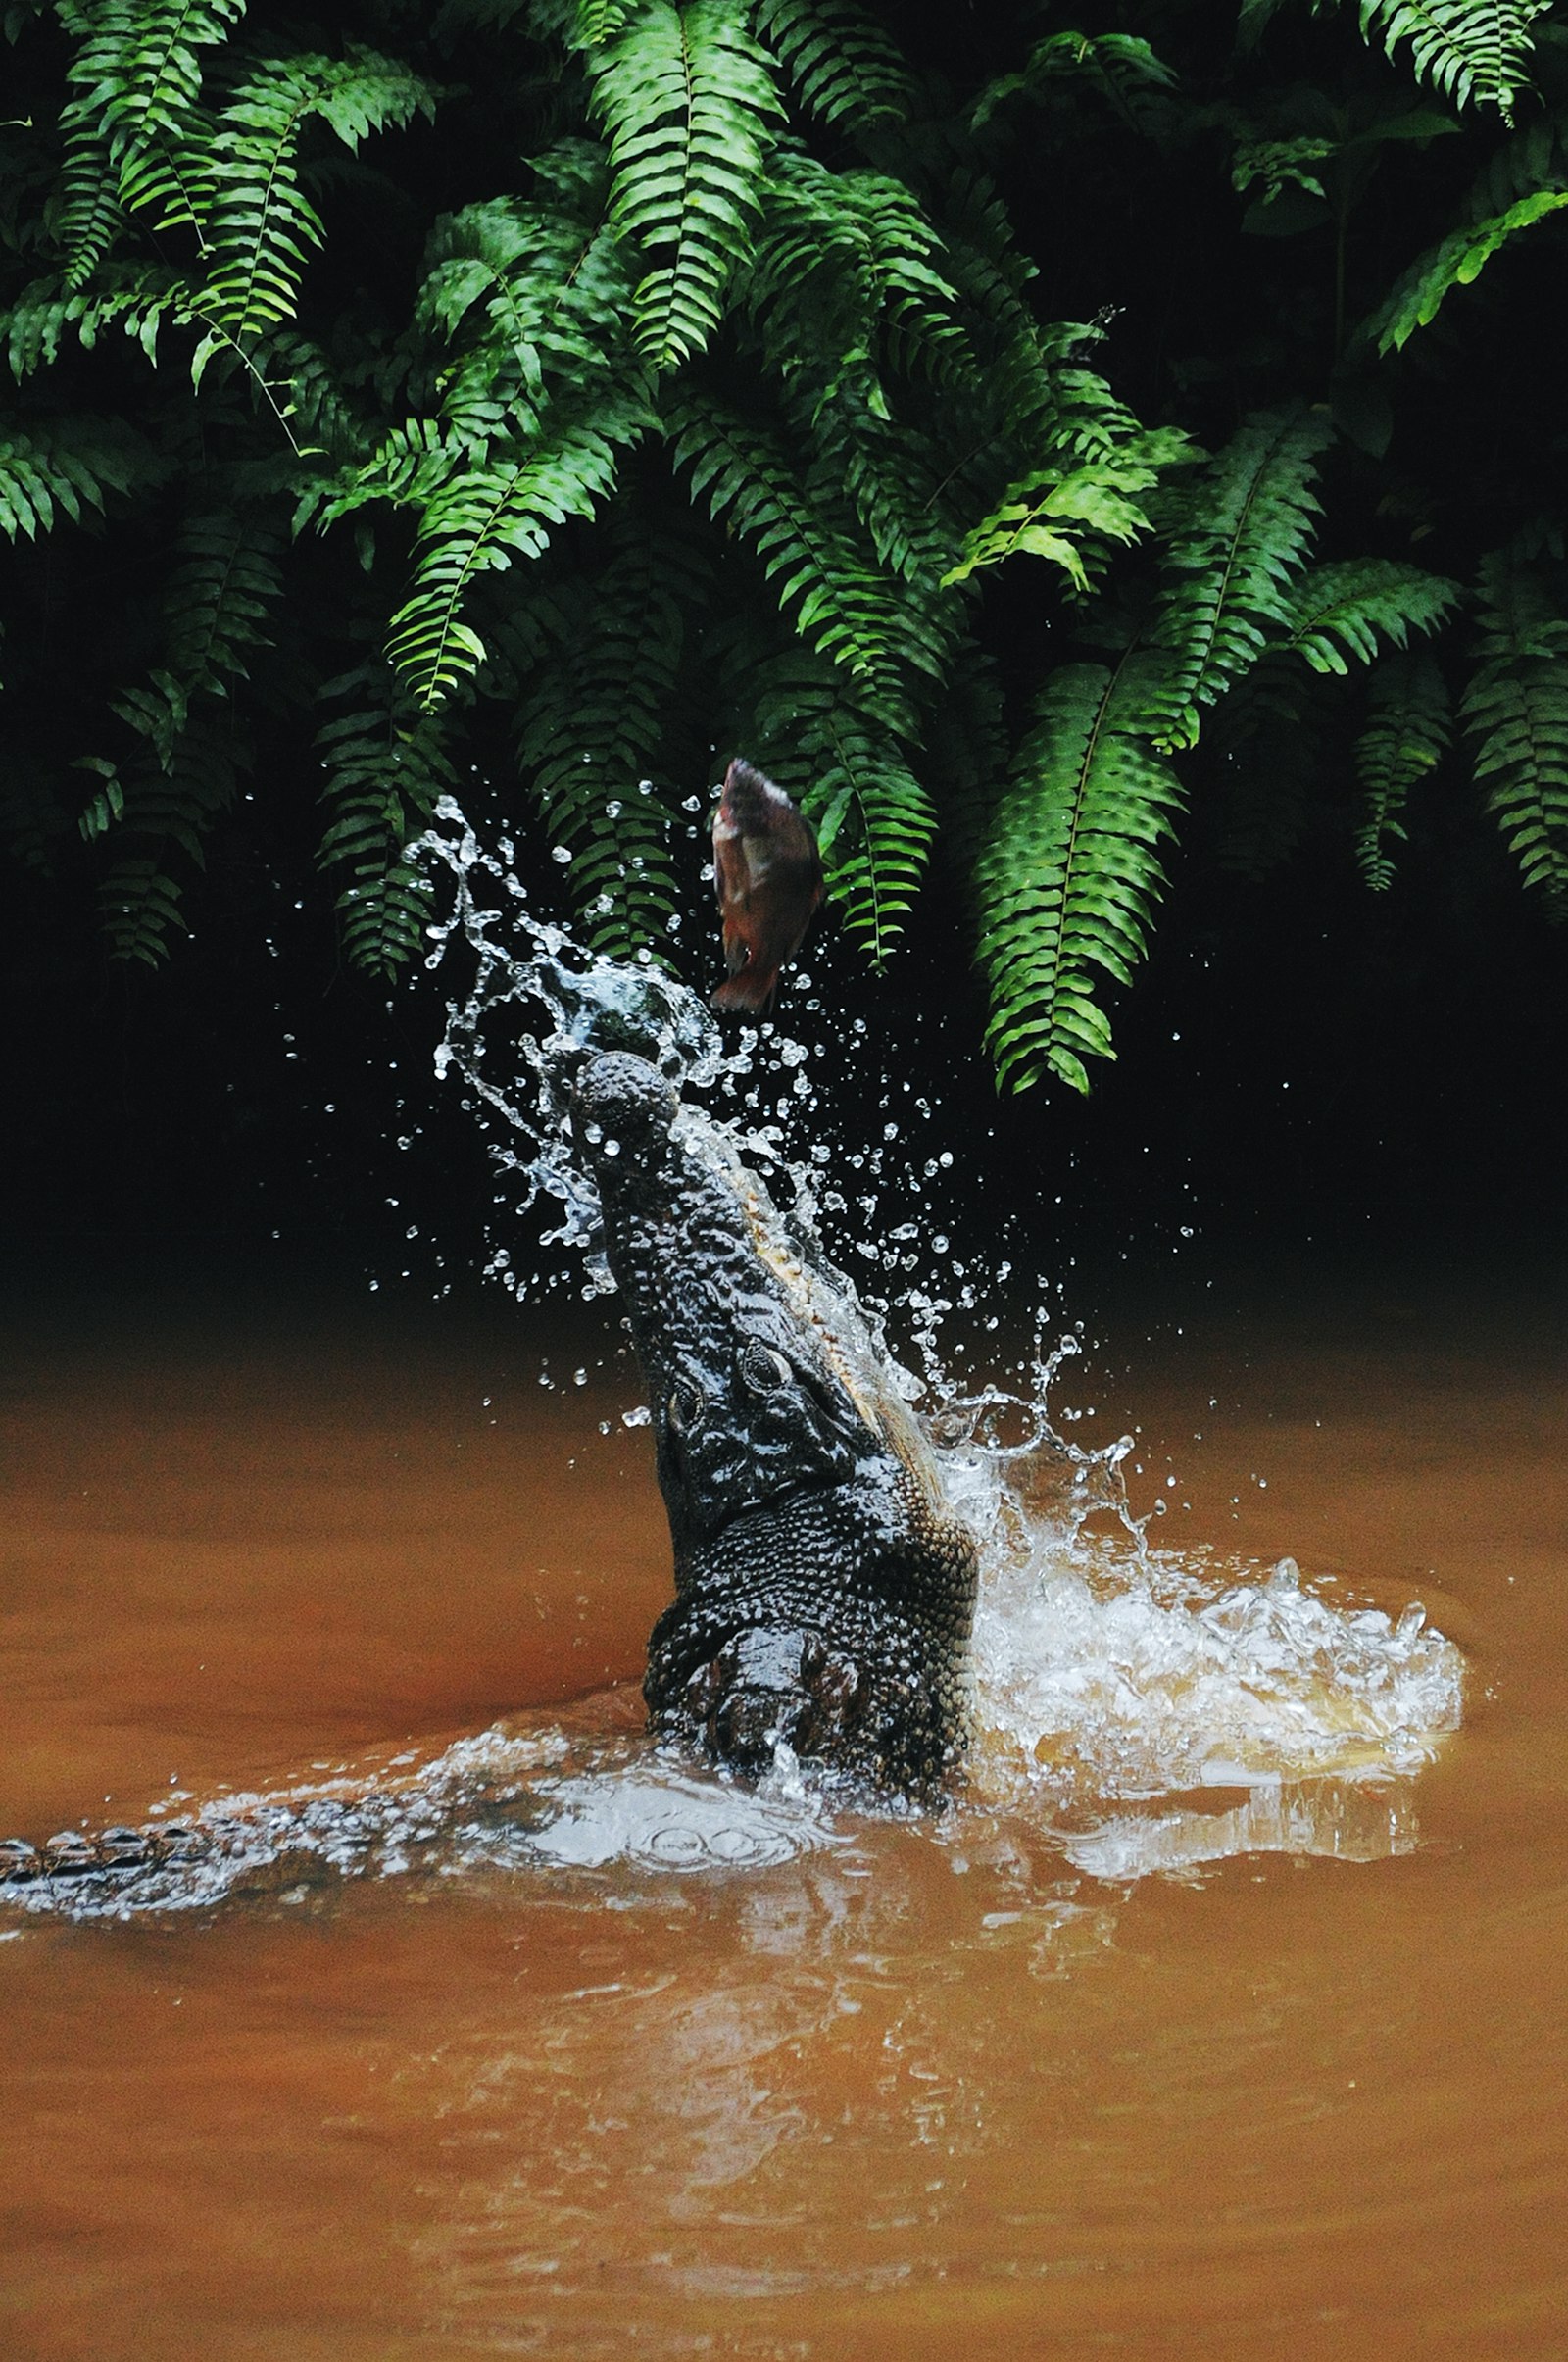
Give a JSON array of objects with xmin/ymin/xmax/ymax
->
[
  {"xmin": 409, "ymin": 802, "xmax": 1464, "ymax": 1878},
  {"xmin": 4, "ymin": 800, "xmax": 1462, "ymax": 1921}
]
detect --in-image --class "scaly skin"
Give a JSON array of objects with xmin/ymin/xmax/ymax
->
[
  {"xmin": 573, "ymin": 1052, "xmax": 978, "ymax": 1801},
  {"xmin": 2, "ymin": 1053, "xmax": 979, "ymax": 1905}
]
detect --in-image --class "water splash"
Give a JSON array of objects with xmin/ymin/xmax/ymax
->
[
  {"xmin": 2, "ymin": 811, "xmax": 1463, "ymax": 1923},
  {"xmin": 409, "ymin": 803, "xmax": 1464, "ymax": 1877}
]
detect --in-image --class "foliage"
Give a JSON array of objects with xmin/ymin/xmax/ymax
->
[{"xmin": 2, "ymin": 0, "xmax": 1567, "ymax": 1094}]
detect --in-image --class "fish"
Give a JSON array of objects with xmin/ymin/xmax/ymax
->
[{"xmin": 710, "ymin": 756, "xmax": 824, "ymax": 1015}]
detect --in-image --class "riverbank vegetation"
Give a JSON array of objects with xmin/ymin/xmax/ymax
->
[{"xmin": 2, "ymin": 0, "xmax": 1564, "ymax": 1093}]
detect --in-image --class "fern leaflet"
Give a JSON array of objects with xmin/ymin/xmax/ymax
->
[
  {"xmin": 1282, "ymin": 558, "xmax": 1459, "ymax": 670},
  {"xmin": 1359, "ymin": 0, "xmax": 1548, "ymax": 118},
  {"xmin": 973, "ymin": 656, "xmax": 1183, "ymax": 1093},
  {"xmin": 1367, "ymin": 191, "xmax": 1568, "ymax": 352},
  {"xmin": 384, "ymin": 402, "xmax": 650, "ymax": 707},
  {"xmin": 1149, "ymin": 405, "xmax": 1332, "ymax": 750},
  {"xmin": 751, "ymin": 0, "xmax": 916, "ymax": 133},
  {"xmin": 1461, "ymin": 551, "xmax": 1568, "ymax": 905},
  {"xmin": 588, "ymin": 0, "xmax": 782, "ymax": 372},
  {"xmin": 1355, "ymin": 647, "xmax": 1450, "ymax": 888},
  {"xmin": 317, "ymin": 665, "xmax": 458, "ymax": 975}
]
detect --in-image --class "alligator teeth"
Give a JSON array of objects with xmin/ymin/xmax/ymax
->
[
  {"xmin": 0, "ymin": 1838, "xmax": 42, "ymax": 1883},
  {"xmin": 98, "ymin": 1827, "xmax": 156, "ymax": 1868},
  {"xmin": 41, "ymin": 1833, "xmax": 99, "ymax": 1876}
]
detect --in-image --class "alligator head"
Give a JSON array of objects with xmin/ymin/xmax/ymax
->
[{"xmin": 573, "ymin": 1052, "xmax": 979, "ymax": 1800}]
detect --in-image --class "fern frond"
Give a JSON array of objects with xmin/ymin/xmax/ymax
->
[
  {"xmin": 944, "ymin": 435, "xmax": 1191, "ymax": 595},
  {"xmin": 66, "ymin": 0, "xmax": 247, "ymax": 162},
  {"xmin": 0, "ymin": 415, "xmax": 149, "ymax": 537},
  {"xmin": 1282, "ymin": 557, "xmax": 1460, "ymax": 671},
  {"xmin": 317, "ymin": 664, "xmax": 458, "ymax": 974},
  {"xmin": 1359, "ymin": 0, "xmax": 1548, "ymax": 118},
  {"xmin": 415, "ymin": 175, "xmax": 633, "ymax": 447},
  {"xmin": 1366, "ymin": 190, "xmax": 1568, "ymax": 352},
  {"xmin": 565, "ymin": 0, "xmax": 638, "ymax": 48},
  {"xmin": 5, "ymin": 266, "xmax": 184, "ymax": 377},
  {"xmin": 669, "ymin": 391, "xmax": 923, "ymax": 715},
  {"xmin": 744, "ymin": 143, "xmax": 960, "ymax": 376},
  {"xmin": 971, "ymin": 29, "xmax": 1176, "ymax": 134},
  {"xmin": 1149, "ymin": 404, "xmax": 1332, "ymax": 750},
  {"xmin": 751, "ymin": 0, "xmax": 916, "ymax": 133},
  {"xmin": 1205, "ymin": 655, "xmax": 1324, "ymax": 880},
  {"xmin": 1461, "ymin": 550, "xmax": 1568, "ymax": 905},
  {"xmin": 198, "ymin": 50, "xmax": 436, "ymax": 349},
  {"xmin": 53, "ymin": 116, "xmax": 126, "ymax": 287},
  {"xmin": 99, "ymin": 856, "xmax": 186, "ymax": 964},
  {"xmin": 714, "ymin": 637, "xmax": 936, "ymax": 959},
  {"xmin": 162, "ymin": 511, "xmax": 286, "ymax": 693},
  {"xmin": 1355, "ymin": 646, "xmax": 1449, "ymax": 887},
  {"xmin": 513, "ymin": 521, "xmax": 702, "ymax": 958},
  {"xmin": 87, "ymin": 706, "xmax": 250, "ymax": 962},
  {"xmin": 385, "ymin": 401, "xmax": 649, "ymax": 707},
  {"xmin": 973, "ymin": 655, "xmax": 1184, "ymax": 1094},
  {"xmin": 1464, "ymin": 102, "xmax": 1568, "ymax": 217},
  {"xmin": 924, "ymin": 648, "xmax": 1007, "ymax": 879},
  {"xmin": 789, "ymin": 709, "xmax": 935, "ymax": 960},
  {"xmin": 587, "ymin": 0, "xmax": 783, "ymax": 372}
]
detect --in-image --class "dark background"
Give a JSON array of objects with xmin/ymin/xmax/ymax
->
[{"xmin": 4, "ymin": 763, "xmax": 1561, "ymax": 1314}]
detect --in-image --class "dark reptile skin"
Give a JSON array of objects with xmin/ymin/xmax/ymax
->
[{"xmin": 575, "ymin": 1052, "xmax": 979, "ymax": 1802}]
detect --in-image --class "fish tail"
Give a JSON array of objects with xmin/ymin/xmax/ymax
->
[{"xmin": 710, "ymin": 967, "xmax": 779, "ymax": 1015}]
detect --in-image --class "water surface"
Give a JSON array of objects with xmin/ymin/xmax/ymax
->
[{"xmin": 2, "ymin": 1269, "xmax": 1564, "ymax": 2358}]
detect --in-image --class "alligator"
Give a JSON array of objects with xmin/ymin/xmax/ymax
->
[{"xmin": 0, "ymin": 1051, "xmax": 979, "ymax": 1905}]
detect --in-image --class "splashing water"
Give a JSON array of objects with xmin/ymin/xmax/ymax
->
[
  {"xmin": 406, "ymin": 803, "xmax": 1465, "ymax": 1881},
  {"xmin": 3, "ymin": 806, "xmax": 1461, "ymax": 1921}
]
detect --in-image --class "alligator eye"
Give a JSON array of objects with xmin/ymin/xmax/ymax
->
[
  {"xmin": 667, "ymin": 1377, "xmax": 706, "ymax": 1437},
  {"xmin": 739, "ymin": 1340, "xmax": 793, "ymax": 1395}
]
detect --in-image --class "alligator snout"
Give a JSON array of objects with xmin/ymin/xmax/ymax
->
[
  {"xmin": 684, "ymin": 1626, "xmax": 864, "ymax": 1775},
  {"xmin": 573, "ymin": 1052, "xmax": 678, "ymax": 1150}
]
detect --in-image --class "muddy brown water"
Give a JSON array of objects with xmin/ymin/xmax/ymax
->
[{"xmin": 2, "ymin": 1268, "xmax": 1565, "ymax": 2359}]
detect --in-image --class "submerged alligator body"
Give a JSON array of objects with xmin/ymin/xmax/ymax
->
[{"xmin": 1, "ymin": 1052, "xmax": 979, "ymax": 1905}]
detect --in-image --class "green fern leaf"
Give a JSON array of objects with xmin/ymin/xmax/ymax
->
[
  {"xmin": 1355, "ymin": 647, "xmax": 1450, "ymax": 888},
  {"xmin": 971, "ymin": 29, "xmax": 1175, "ymax": 134},
  {"xmin": 1207, "ymin": 657, "xmax": 1325, "ymax": 881},
  {"xmin": 571, "ymin": 0, "xmax": 639, "ymax": 45},
  {"xmin": 1367, "ymin": 190, "xmax": 1568, "ymax": 352},
  {"xmin": 385, "ymin": 403, "xmax": 649, "ymax": 707},
  {"xmin": 944, "ymin": 436, "xmax": 1192, "ymax": 594},
  {"xmin": 587, "ymin": 0, "xmax": 783, "ymax": 372},
  {"xmin": 803, "ymin": 719, "xmax": 936, "ymax": 961},
  {"xmin": 1359, "ymin": 0, "xmax": 1548, "ymax": 118},
  {"xmin": 99, "ymin": 856, "xmax": 186, "ymax": 964},
  {"xmin": 317, "ymin": 664, "xmax": 458, "ymax": 975},
  {"xmin": 53, "ymin": 118, "xmax": 126, "ymax": 287},
  {"xmin": 1282, "ymin": 557, "xmax": 1460, "ymax": 671},
  {"xmin": 1464, "ymin": 103, "xmax": 1568, "ymax": 218},
  {"xmin": 162, "ymin": 511, "xmax": 286, "ymax": 694},
  {"xmin": 717, "ymin": 639, "xmax": 936, "ymax": 960},
  {"xmin": 751, "ymin": 0, "xmax": 916, "ymax": 133},
  {"xmin": 513, "ymin": 522, "xmax": 702, "ymax": 959},
  {"xmin": 669, "ymin": 391, "xmax": 924, "ymax": 717},
  {"xmin": 415, "ymin": 173, "xmax": 633, "ymax": 448},
  {"xmin": 1461, "ymin": 551, "xmax": 1568, "ymax": 905},
  {"xmin": 973, "ymin": 655, "xmax": 1184, "ymax": 1094},
  {"xmin": 1149, "ymin": 404, "xmax": 1332, "ymax": 750},
  {"xmin": 0, "ymin": 416, "xmax": 149, "ymax": 537},
  {"xmin": 199, "ymin": 51, "xmax": 436, "ymax": 346},
  {"xmin": 66, "ymin": 0, "xmax": 247, "ymax": 161}
]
